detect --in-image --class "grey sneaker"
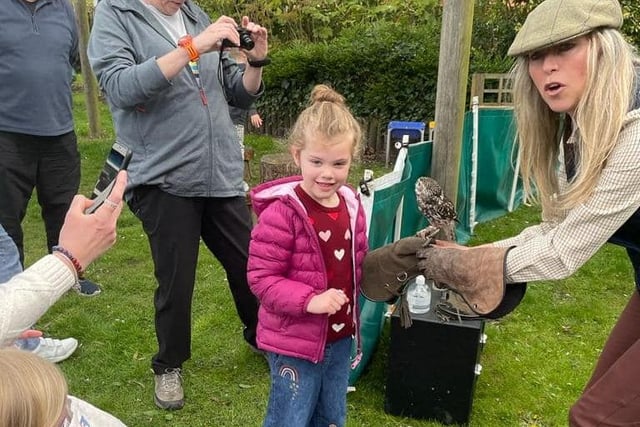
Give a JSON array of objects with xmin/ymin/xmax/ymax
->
[
  {"xmin": 30, "ymin": 337, "xmax": 78, "ymax": 363},
  {"xmin": 154, "ymin": 368, "xmax": 184, "ymax": 410}
]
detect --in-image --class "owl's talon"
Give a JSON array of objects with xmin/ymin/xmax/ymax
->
[{"xmin": 416, "ymin": 225, "xmax": 440, "ymax": 242}]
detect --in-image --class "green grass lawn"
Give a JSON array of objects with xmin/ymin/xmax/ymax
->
[{"xmin": 19, "ymin": 93, "xmax": 634, "ymax": 426}]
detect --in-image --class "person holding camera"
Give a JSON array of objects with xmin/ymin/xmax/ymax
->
[{"xmin": 88, "ymin": 0, "xmax": 268, "ymax": 410}]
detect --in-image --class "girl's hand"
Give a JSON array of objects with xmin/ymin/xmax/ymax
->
[{"xmin": 307, "ymin": 289, "xmax": 349, "ymax": 315}]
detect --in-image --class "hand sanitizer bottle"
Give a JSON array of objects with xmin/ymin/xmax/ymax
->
[{"xmin": 406, "ymin": 274, "xmax": 431, "ymax": 315}]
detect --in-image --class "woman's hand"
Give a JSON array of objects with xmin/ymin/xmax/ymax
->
[
  {"xmin": 194, "ymin": 16, "xmax": 241, "ymax": 55},
  {"xmin": 241, "ymin": 16, "xmax": 268, "ymax": 61},
  {"xmin": 57, "ymin": 171, "xmax": 127, "ymax": 271},
  {"xmin": 193, "ymin": 16, "xmax": 268, "ymax": 59}
]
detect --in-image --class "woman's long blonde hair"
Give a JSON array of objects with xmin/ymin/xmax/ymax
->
[
  {"xmin": 0, "ymin": 348, "xmax": 68, "ymax": 427},
  {"xmin": 512, "ymin": 29, "xmax": 639, "ymax": 216}
]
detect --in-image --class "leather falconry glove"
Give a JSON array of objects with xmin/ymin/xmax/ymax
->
[
  {"xmin": 416, "ymin": 245, "xmax": 526, "ymax": 318},
  {"xmin": 361, "ymin": 237, "xmax": 425, "ymax": 303}
]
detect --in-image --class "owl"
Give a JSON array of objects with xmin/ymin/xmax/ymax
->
[{"xmin": 414, "ymin": 176, "xmax": 458, "ymax": 241}]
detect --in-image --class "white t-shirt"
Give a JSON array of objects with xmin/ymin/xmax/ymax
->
[
  {"xmin": 139, "ymin": 0, "xmax": 187, "ymax": 42},
  {"xmin": 68, "ymin": 395, "xmax": 127, "ymax": 427}
]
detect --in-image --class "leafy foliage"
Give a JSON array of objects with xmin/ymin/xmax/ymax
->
[
  {"xmin": 257, "ymin": 20, "xmax": 441, "ymax": 153},
  {"xmin": 621, "ymin": 0, "xmax": 640, "ymax": 47},
  {"xmin": 472, "ymin": 0, "xmax": 640, "ymax": 66},
  {"xmin": 202, "ymin": 0, "xmax": 444, "ymax": 155},
  {"xmin": 199, "ymin": 0, "xmax": 440, "ymax": 45}
]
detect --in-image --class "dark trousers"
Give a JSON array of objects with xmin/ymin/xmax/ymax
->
[
  {"xmin": 0, "ymin": 130, "xmax": 80, "ymax": 264},
  {"xmin": 128, "ymin": 186, "xmax": 259, "ymax": 374},
  {"xmin": 569, "ymin": 291, "xmax": 640, "ymax": 425}
]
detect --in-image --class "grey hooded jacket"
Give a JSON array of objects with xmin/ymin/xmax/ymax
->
[{"xmin": 88, "ymin": 0, "xmax": 262, "ymax": 198}]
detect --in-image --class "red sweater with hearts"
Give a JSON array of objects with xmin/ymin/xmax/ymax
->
[{"xmin": 294, "ymin": 185, "xmax": 354, "ymax": 342}]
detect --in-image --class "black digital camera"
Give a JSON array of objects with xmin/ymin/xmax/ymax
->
[{"xmin": 222, "ymin": 26, "xmax": 254, "ymax": 50}]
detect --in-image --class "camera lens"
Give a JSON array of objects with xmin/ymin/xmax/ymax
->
[
  {"xmin": 221, "ymin": 27, "xmax": 255, "ymax": 51},
  {"xmin": 237, "ymin": 27, "xmax": 255, "ymax": 50}
]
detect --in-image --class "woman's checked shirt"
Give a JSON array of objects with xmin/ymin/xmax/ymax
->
[{"xmin": 493, "ymin": 109, "xmax": 640, "ymax": 284}]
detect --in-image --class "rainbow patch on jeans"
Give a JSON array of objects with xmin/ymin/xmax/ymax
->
[{"xmin": 278, "ymin": 365, "xmax": 297, "ymax": 382}]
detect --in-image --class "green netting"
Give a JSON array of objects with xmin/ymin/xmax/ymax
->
[
  {"xmin": 456, "ymin": 108, "xmax": 523, "ymax": 242},
  {"xmin": 349, "ymin": 160, "xmax": 413, "ymax": 386},
  {"xmin": 399, "ymin": 141, "xmax": 432, "ymax": 238}
]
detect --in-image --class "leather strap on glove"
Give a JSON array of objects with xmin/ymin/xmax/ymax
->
[{"xmin": 416, "ymin": 245, "xmax": 512, "ymax": 316}]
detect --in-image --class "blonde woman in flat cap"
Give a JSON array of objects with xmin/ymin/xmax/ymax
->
[{"xmin": 416, "ymin": 0, "xmax": 640, "ymax": 424}]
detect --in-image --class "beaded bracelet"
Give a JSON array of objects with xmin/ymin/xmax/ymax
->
[{"xmin": 52, "ymin": 245, "xmax": 84, "ymax": 276}]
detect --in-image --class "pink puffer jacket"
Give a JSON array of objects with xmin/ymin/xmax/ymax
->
[{"xmin": 248, "ymin": 176, "xmax": 368, "ymax": 363}]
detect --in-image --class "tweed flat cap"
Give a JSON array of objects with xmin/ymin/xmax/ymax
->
[{"xmin": 508, "ymin": 0, "xmax": 623, "ymax": 57}]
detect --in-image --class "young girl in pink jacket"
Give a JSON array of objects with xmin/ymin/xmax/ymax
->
[{"xmin": 248, "ymin": 84, "xmax": 368, "ymax": 427}]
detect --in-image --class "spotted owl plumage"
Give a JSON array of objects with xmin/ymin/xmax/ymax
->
[{"xmin": 415, "ymin": 176, "xmax": 458, "ymax": 241}]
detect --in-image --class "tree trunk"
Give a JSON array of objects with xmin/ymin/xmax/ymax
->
[
  {"xmin": 260, "ymin": 153, "xmax": 300, "ymax": 183},
  {"xmin": 74, "ymin": 0, "xmax": 101, "ymax": 138},
  {"xmin": 432, "ymin": 0, "xmax": 475, "ymax": 240}
]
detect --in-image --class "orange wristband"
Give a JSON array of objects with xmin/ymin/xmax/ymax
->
[{"xmin": 178, "ymin": 35, "xmax": 199, "ymax": 62}]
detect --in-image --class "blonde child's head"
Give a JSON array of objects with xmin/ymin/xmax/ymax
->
[
  {"xmin": 288, "ymin": 84, "xmax": 363, "ymax": 205},
  {"xmin": 288, "ymin": 84, "xmax": 362, "ymax": 159},
  {"xmin": 0, "ymin": 347, "xmax": 68, "ymax": 427}
]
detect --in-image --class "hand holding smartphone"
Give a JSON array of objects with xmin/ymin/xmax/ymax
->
[{"xmin": 85, "ymin": 141, "xmax": 132, "ymax": 214}]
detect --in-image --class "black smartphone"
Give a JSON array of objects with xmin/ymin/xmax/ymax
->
[{"xmin": 85, "ymin": 141, "xmax": 132, "ymax": 214}]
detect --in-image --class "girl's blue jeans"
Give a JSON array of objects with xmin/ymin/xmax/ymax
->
[{"xmin": 263, "ymin": 336, "xmax": 352, "ymax": 427}]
